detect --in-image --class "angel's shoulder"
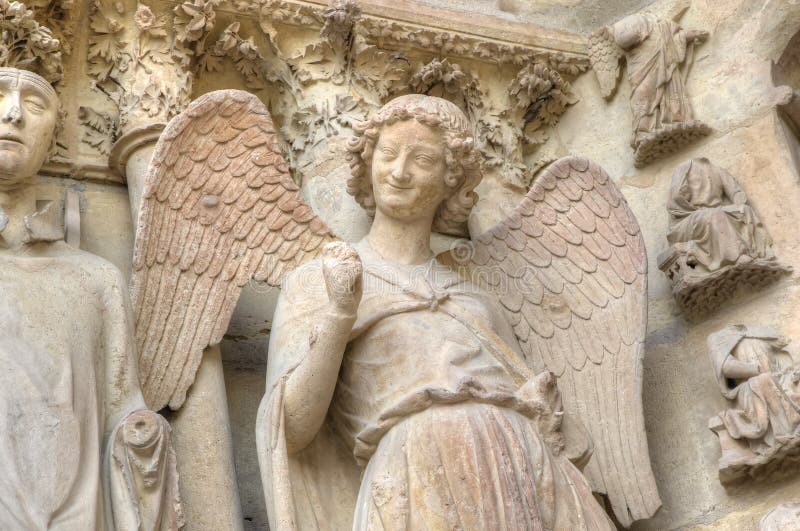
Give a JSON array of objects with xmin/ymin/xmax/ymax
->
[{"xmin": 280, "ymin": 258, "xmax": 325, "ymax": 298}]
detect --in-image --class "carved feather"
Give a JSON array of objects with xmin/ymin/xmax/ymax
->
[
  {"xmin": 131, "ymin": 90, "xmax": 335, "ymax": 412},
  {"xmin": 588, "ymin": 26, "xmax": 623, "ymax": 99},
  {"xmin": 468, "ymin": 156, "xmax": 660, "ymax": 527}
]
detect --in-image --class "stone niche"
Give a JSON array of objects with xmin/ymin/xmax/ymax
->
[{"xmin": 7, "ymin": 0, "xmax": 800, "ymax": 529}]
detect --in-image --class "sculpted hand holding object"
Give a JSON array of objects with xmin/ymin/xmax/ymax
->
[{"xmin": 0, "ymin": 67, "xmax": 182, "ymax": 530}]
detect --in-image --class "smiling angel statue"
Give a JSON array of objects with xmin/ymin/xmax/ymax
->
[{"xmin": 134, "ymin": 91, "xmax": 660, "ymax": 529}]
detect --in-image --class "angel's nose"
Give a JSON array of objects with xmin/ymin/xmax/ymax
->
[{"xmin": 389, "ymin": 154, "xmax": 412, "ymax": 183}]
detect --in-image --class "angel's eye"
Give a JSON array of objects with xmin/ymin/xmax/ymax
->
[
  {"xmin": 379, "ymin": 146, "xmax": 397, "ymax": 158},
  {"xmin": 415, "ymin": 154, "xmax": 435, "ymax": 165}
]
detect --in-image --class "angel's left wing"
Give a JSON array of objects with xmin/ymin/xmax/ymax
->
[
  {"xmin": 466, "ymin": 156, "xmax": 660, "ymax": 527},
  {"xmin": 588, "ymin": 26, "xmax": 623, "ymax": 99}
]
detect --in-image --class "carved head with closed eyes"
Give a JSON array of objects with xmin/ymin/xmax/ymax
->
[
  {"xmin": 0, "ymin": 68, "xmax": 58, "ymax": 190},
  {"xmin": 346, "ymin": 94, "xmax": 482, "ymax": 237}
]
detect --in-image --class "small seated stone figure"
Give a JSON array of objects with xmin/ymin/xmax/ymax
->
[
  {"xmin": 0, "ymin": 67, "xmax": 182, "ymax": 529},
  {"xmin": 658, "ymin": 158, "xmax": 790, "ymax": 315},
  {"xmin": 707, "ymin": 325, "xmax": 800, "ymax": 485}
]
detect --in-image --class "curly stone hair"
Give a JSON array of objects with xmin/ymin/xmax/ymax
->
[{"xmin": 346, "ymin": 94, "xmax": 482, "ymax": 237}]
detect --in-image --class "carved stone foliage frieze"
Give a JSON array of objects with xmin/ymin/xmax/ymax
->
[
  {"xmin": 658, "ymin": 158, "xmax": 791, "ymax": 317},
  {"xmin": 78, "ymin": 0, "xmax": 588, "ymax": 187},
  {"xmin": 0, "ymin": 0, "xmax": 62, "ymax": 83},
  {"xmin": 88, "ymin": 0, "xmax": 206, "ymax": 134},
  {"xmin": 588, "ymin": 11, "xmax": 711, "ymax": 166},
  {"xmin": 707, "ymin": 326, "xmax": 800, "ymax": 487}
]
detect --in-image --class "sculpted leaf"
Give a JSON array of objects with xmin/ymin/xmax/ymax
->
[
  {"xmin": 198, "ymin": 52, "xmax": 223, "ymax": 73},
  {"xmin": 0, "ymin": 0, "xmax": 62, "ymax": 82},
  {"xmin": 173, "ymin": 0, "xmax": 219, "ymax": 44},
  {"xmin": 351, "ymin": 41, "xmax": 409, "ymax": 101},
  {"xmin": 288, "ymin": 41, "xmax": 342, "ymax": 85},
  {"xmin": 331, "ymin": 94, "xmax": 367, "ymax": 128}
]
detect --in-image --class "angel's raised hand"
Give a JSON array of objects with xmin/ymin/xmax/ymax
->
[{"xmin": 322, "ymin": 242, "xmax": 363, "ymax": 314}]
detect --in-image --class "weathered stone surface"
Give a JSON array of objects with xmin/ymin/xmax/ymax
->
[
  {"xmin": 706, "ymin": 325, "xmax": 800, "ymax": 486},
  {"xmin": 7, "ymin": 0, "xmax": 800, "ymax": 529},
  {"xmin": 256, "ymin": 95, "xmax": 631, "ymax": 530},
  {"xmin": 589, "ymin": 9, "xmax": 711, "ymax": 165},
  {"xmin": 761, "ymin": 502, "xmax": 800, "ymax": 531}
]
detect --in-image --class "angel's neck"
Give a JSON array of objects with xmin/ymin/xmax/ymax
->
[
  {"xmin": 0, "ymin": 181, "xmax": 37, "ymax": 250},
  {"xmin": 367, "ymin": 210, "xmax": 434, "ymax": 265}
]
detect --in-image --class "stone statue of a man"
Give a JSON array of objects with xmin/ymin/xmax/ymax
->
[{"xmin": 0, "ymin": 67, "xmax": 182, "ymax": 530}]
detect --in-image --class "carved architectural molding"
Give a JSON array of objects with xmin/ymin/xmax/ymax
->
[
  {"xmin": 109, "ymin": 121, "xmax": 166, "ymax": 179},
  {"xmin": 75, "ymin": 0, "xmax": 590, "ymax": 187},
  {"xmin": 0, "ymin": 0, "xmax": 592, "ymax": 188}
]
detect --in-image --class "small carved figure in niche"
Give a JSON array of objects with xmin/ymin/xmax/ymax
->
[
  {"xmin": 658, "ymin": 158, "xmax": 791, "ymax": 316},
  {"xmin": 589, "ymin": 11, "xmax": 711, "ymax": 166},
  {"xmin": 707, "ymin": 325, "xmax": 800, "ymax": 485},
  {"xmin": 0, "ymin": 67, "xmax": 182, "ymax": 529},
  {"xmin": 760, "ymin": 502, "xmax": 800, "ymax": 531}
]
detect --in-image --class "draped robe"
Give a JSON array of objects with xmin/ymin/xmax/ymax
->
[
  {"xmin": 666, "ymin": 159, "xmax": 771, "ymax": 272},
  {"xmin": 708, "ymin": 326, "xmax": 800, "ymax": 458},
  {"xmin": 256, "ymin": 239, "xmax": 614, "ymax": 530},
  {"xmin": 614, "ymin": 13, "xmax": 694, "ymax": 145},
  {"xmin": 0, "ymin": 238, "xmax": 181, "ymax": 530}
]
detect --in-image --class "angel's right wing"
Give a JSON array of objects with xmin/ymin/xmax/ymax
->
[
  {"xmin": 588, "ymin": 26, "xmax": 623, "ymax": 99},
  {"xmin": 131, "ymin": 90, "xmax": 335, "ymax": 412}
]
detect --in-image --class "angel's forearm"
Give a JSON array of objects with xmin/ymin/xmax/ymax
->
[{"xmin": 283, "ymin": 305, "xmax": 356, "ymax": 454}]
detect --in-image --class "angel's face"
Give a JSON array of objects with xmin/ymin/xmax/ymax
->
[
  {"xmin": 0, "ymin": 69, "xmax": 57, "ymax": 189},
  {"xmin": 370, "ymin": 119, "xmax": 449, "ymax": 223}
]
